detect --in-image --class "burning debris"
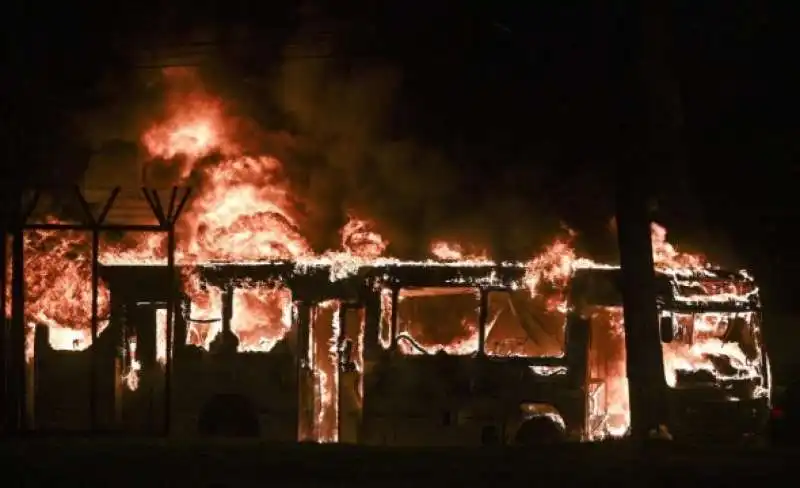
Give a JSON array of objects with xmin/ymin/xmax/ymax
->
[{"xmin": 9, "ymin": 69, "xmax": 768, "ymax": 442}]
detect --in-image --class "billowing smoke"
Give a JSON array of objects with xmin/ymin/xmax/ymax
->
[
  {"xmin": 76, "ymin": 41, "xmax": 568, "ymax": 259},
  {"xmin": 76, "ymin": 18, "xmax": 742, "ymax": 265},
  {"xmin": 202, "ymin": 41, "xmax": 567, "ymax": 258}
]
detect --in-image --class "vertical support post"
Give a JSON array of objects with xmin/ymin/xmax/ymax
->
[
  {"xmin": 389, "ymin": 288, "xmax": 398, "ymax": 350},
  {"xmin": 565, "ymin": 314, "xmax": 591, "ymax": 434},
  {"xmin": 163, "ymin": 224, "xmax": 175, "ymax": 436},
  {"xmin": 6, "ymin": 189, "xmax": 39, "ymax": 434},
  {"xmin": 477, "ymin": 290, "xmax": 488, "ymax": 355},
  {"xmin": 76, "ymin": 185, "xmax": 119, "ymax": 433},
  {"xmin": 295, "ymin": 302, "xmax": 312, "ymax": 440},
  {"xmin": 221, "ymin": 284, "xmax": 233, "ymax": 334},
  {"xmin": 336, "ymin": 305, "xmax": 346, "ymax": 443},
  {"xmin": 309, "ymin": 302, "xmax": 321, "ymax": 441},
  {"xmin": 89, "ymin": 187, "xmax": 118, "ymax": 432},
  {"xmin": 150, "ymin": 186, "xmax": 190, "ymax": 438},
  {"xmin": 109, "ymin": 288, "xmax": 123, "ymax": 427}
]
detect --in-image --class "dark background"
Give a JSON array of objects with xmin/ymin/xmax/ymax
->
[{"xmin": 3, "ymin": 2, "xmax": 798, "ymax": 368}]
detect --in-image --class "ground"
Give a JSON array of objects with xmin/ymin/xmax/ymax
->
[{"xmin": 1, "ymin": 439, "xmax": 797, "ymax": 486}]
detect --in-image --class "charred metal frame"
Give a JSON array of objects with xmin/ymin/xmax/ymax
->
[
  {"xmin": 5, "ymin": 186, "xmax": 191, "ymax": 435},
  {"xmin": 384, "ymin": 286, "xmax": 490, "ymax": 355},
  {"xmin": 477, "ymin": 290, "xmax": 488, "ymax": 355},
  {"xmin": 389, "ymin": 289, "xmax": 399, "ymax": 350}
]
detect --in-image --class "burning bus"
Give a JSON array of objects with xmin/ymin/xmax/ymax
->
[
  {"xmin": 14, "ymin": 68, "xmax": 770, "ymax": 443},
  {"xmin": 29, "ymin": 257, "xmax": 770, "ymax": 444}
]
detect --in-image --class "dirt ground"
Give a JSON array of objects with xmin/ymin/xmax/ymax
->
[{"xmin": 1, "ymin": 439, "xmax": 797, "ymax": 487}]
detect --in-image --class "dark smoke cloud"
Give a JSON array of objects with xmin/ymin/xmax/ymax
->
[
  {"xmin": 250, "ymin": 44, "xmax": 567, "ymax": 258},
  {"xmin": 72, "ymin": 20, "xmax": 605, "ymax": 262}
]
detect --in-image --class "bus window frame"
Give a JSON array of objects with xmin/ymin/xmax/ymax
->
[{"xmin": 380, "ymin": 285, "xmax": 487, "ymax": 355}]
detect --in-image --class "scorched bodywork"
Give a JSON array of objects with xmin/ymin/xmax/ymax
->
[{"xmin": 28, "ymin": 261, "xmax": 770, "ymax": 445}]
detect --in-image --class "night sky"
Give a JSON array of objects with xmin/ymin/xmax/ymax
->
[{"xmin": 4, "ymin": 3, "xmax": 799, "ymax": 363}]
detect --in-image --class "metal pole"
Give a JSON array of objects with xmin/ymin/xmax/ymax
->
[
  {"xmin": 336, "ymin": 305, "xmax": 346, "ymax": 442},
  {"xmin": 164, "ymin": 224, "xmax": 175, "ymax": 436},
  {"xmin": 75, "ymin": 185, "xmax": 119, "ymax": 433},
  {"xmin": 389, "ymin": 289, "xmax": 398, "ymax": 350},
  {"xmin": 161, "ymin": 186, "xmax": 190, "ymax": 437},
  {"xmin": 7, "ymin": 190, "xmax": 41, "ymax": 434},
  {"xmin": 221, "ymin": 285, "xmax": 233, "ymax": 334},
  {"xmin": 139, "ymin": 185, "xmax": 189, "ymax": 436},
  {"xmin": 477, "ymin": 290, "xmax": 488, "ymax": 355},
  {"xmin": 296, "ymin": 302, "xmax": 311, "ymax": 440}
]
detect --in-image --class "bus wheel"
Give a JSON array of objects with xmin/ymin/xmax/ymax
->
[
  {"xmin": 198, "ymin": 394, "xmax": 260, "ymax": 437},
  {"xmin": 514, "ymin": 417, "xmax": 565, "ymax": 445}
]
